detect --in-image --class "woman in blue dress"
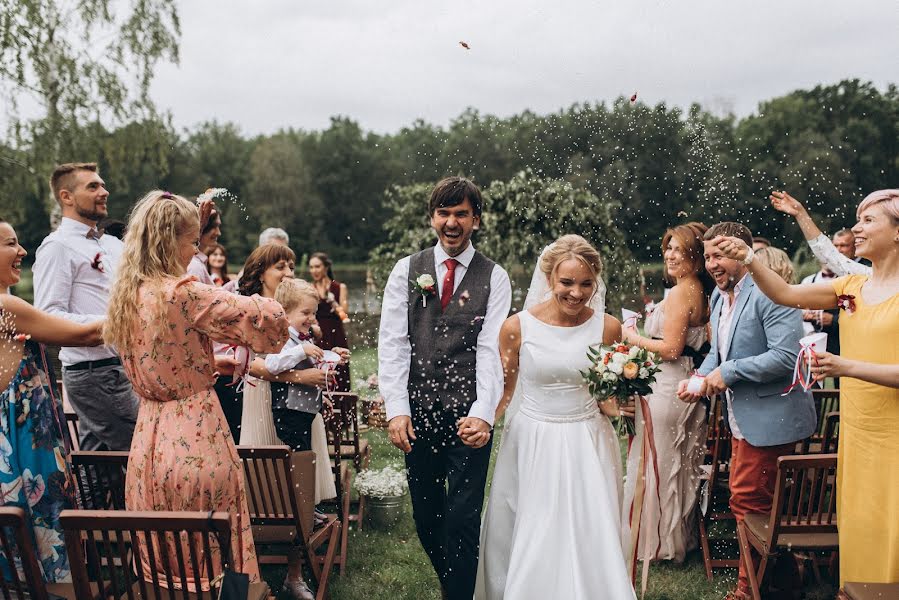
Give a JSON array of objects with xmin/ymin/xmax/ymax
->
[{"xmin": 0, "ymin": 218, "xmax": 103, "ymax": 582}]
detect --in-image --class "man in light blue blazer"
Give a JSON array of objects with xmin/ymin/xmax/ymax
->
[{"xmin": 678, "ymin": 222, "xmax": 816, "ymax": 599}]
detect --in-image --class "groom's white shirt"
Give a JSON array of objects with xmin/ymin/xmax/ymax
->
[{"xmin": 378, "ymin": 242, "xmax": 511, "ymax": 426}]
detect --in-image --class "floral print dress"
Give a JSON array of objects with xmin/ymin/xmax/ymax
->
[
  {"xmin": 122, "ymin": 277, "xmax": 288, "ymax": 591},
  {"xmin": 0, "ymin": 338, "xmax": 72, "ymax": 583}
]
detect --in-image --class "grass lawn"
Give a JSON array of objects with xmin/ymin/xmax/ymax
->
[{"xmin": 259, "ymin": 347, "xmax": 837, "ymax": 599}]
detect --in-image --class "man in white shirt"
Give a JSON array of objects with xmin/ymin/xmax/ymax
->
[
  {"xmin": 32, "ymin": 163, "xmax": 139, "ymax": 451},
  {"xmin": 378, "ymin": 177, "xmax": 511, "ymax": 600}
]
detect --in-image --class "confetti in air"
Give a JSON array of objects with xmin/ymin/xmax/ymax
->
[
  {"xmin": 630, "ymin": 92, "xmax": 638, "ymax": 103},
  {"xmin": 459, "ymin": 41, "xmax": 470, "ymax": 50}
]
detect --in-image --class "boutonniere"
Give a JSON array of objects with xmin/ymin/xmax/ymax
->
[
  {"xmin": 91, "ymin": 252, "xmax": 105, "ymax": 273},
  {"xmin": 837, "ymin": 294, "xmax": 856, "ymax": 315},
  {"xmin": 412, "ymin": 274, "xmax": 436, "ymax": 307}
]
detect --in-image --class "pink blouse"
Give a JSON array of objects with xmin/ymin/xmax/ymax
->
[{"xmin": 122, "ymin": 276, "xmax": 288, "ymax": 402}]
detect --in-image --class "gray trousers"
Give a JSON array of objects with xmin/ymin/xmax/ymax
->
[{"xmin": 62, "ymin": 364, "xmax": 140, "ymax": 451}]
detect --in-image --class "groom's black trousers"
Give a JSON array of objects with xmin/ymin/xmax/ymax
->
[{"xmin": 405, "ymin": 409, "xmax": 493, "ymax": 600}]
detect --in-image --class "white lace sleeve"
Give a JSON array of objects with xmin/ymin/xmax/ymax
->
[{"xmin": 807, "ymin": 234, "xmax": 870, "ymax": 277}]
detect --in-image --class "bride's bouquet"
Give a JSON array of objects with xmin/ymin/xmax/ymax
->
[{"xmin": 582, "ymin": 343, "xmax": 661, "ymax": 436}]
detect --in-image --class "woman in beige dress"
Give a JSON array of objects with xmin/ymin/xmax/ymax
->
[
  {"xmin": 622, "ymin": 222, "xmax": 712, "ymax": 563},
  {"xmin": 236, "ymin": 245, "xmax": 336, "ymax": 501}
]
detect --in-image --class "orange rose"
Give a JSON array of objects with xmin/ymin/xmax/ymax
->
[{"xmin": 623, "ymin": 362, "xmax": 639, "ymax": 380}]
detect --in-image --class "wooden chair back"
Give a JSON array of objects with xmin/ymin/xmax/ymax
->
[
  {"xmin": 237, "ymin": 446, "xmax": 314, "ymax": 541},
  {"xmin": 65, "ymin": 411, "xmax": 81, "ymax": 452},
  {"xmin": 812, "ymin": 389, "xmax": 840, "ymax": 434},
  {"xmin": 61, "ymin": 509, "xmax": 234, "ymax": 600},
  {"xmin": 768, "ymin": 454, "xmax": 838, "ymax": 543},
  {"xmin": 70, "ymin": 450, "xmax": 129, "ymax": 510},
  {"xmin": 0, "ymin": 507, "xmax": 50, "ymax": 600},
  {"xmin": 821, "ymin": 412, "xmax": 840, "ymax": 454}
]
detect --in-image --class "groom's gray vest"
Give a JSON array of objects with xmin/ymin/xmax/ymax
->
[{"xmin": 407, "ymin": 247, "xmax": 495, "ymax": 420}]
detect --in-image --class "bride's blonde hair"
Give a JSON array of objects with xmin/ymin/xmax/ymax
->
[
  {"xmin": 104, "ymin": 191, "xmax": 199, "ymax": 354},
  {"xmin": 539, "ymin": 234, "xmax": 603, "ymax": 289}
]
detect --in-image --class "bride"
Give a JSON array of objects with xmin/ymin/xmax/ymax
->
[{"xmin": 474, "ymin": 235, "xmax": 635, "ymax": 599}]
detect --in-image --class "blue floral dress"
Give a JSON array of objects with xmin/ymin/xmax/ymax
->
[{"xmin": 0, "ymin": 340, "xmax": 71, "ymax": 583}]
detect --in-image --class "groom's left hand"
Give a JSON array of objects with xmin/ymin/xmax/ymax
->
[{"xmin": 457, "ymin": 417, "xmax": 491, "ymax": 448}]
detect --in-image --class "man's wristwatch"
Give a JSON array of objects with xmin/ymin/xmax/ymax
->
[{"xmin": 742, "ymin": 248, "xmax": 755, "ymax": 265}]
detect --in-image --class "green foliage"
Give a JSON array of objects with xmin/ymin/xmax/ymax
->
[
  {"xmin": 0, "ymin": 0, "xmax": 180, "ymax": 213},
  {"xmin": 369, "ymin": 170, "xmax": 641, "ymax": 313},
  {"xmin": 1, "ymin": 79, "xmax": 896, "ymax": 272}
]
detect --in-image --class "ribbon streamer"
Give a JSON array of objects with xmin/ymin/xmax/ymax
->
[
  {"xmin": 627, "ymin": 395, "xmax": 663, "ymax": 598},
  {"xmin": 782, "ymin": 341, "xmax": 819, "ymax": 395}
]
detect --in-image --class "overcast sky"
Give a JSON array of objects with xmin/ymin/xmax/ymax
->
[
  {"xmin": 8, "ymin": 0, "xmax": 899, "ymax": 137},
  {"xmin": 145, "ymin": 0, "xmax": 897, "ymax": 135}
]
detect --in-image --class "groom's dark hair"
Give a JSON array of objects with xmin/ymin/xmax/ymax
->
[
  {"xmin": 428, "ymin": 176, "xmax": 483, "ymax": 217},
  {"xmin": 704, "ymin": 222, "xmax": 753, "ymax": 248}
]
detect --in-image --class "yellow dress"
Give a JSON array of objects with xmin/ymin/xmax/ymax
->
[{"xmin": 832, "ymin": 275, "xmax": 899, "ymax": 585}]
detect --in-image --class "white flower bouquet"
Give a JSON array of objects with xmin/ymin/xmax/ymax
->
[
  {"xmin": 353, "ymin": 466, "xmax": 409, "ymax": 498},
  {"xmin": 581, "ymin": 342, "xmax": 661, "ymax": 436}
]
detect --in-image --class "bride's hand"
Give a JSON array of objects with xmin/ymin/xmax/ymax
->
[
  {"xmin": 621, "ymin": 327, "xmax": 640, "ymax": 345},
  {"xmin": 598, "ymin": 397, "xmax": 635, "ymax": 419}
]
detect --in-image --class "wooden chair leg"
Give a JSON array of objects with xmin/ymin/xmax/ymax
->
[
  {"xmin": 698, "ymin": 510, "xmax": 713, "ymax": 581},
  {"xmin": 316, "ymin": 523, "xmax": 340, "ymax": 600},
  {"xmin": 736, "ymin": 520, "xmax": 762, "ymax": 600}
]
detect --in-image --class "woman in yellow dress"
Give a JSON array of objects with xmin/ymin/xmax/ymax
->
[{"xmin": 711, "ymin": 188, "xmax": 899, "ymax": 585}]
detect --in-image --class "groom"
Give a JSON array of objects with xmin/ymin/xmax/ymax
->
[{"xmin": 378, "ymin": 176, "xmax": 511, "ymax": 600}]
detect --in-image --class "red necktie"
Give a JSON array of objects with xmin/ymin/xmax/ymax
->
[{"xmin": 441, "ymin": 258, "xmax": 459, "ymax": 311}]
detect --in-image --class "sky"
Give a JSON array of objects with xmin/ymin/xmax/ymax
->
[
  {"xmin": 7, "ymin": 0, "xmax": 899, "ymax": 136},
  {"xmin": 143, "ymin": 0, "xmax": 897, "ymax": 135}
]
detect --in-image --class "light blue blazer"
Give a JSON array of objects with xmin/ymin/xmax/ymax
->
[{"xmin": 698, "ymin": 275, "xmax": 817, "ymax": 447}]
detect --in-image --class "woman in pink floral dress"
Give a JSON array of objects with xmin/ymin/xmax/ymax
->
[{"xmin": 104, "ymin": 191, "xmax": 289, "ymax": 590}]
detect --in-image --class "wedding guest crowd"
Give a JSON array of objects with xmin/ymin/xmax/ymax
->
[{"xmin": 1, "ymin": 155, "xmax": 896, "ymax": 600}]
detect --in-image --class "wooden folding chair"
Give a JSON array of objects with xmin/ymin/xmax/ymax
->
[
  {"xmin": 838, "ymin": 582, "xmax": 899, "ymax": 600},
  {"xmin": 0, "ymin": 507, "xmax": 78, "ymax": 600},
  {"xmin": 322, "ymin": 412, "xmax": 352, "ymax": 574},
  {"xmin": 325, "ymin": 392, "xmax": 370, "ymax": 529},
  {"xmin": 64, "ymin": 411, "xmax": 81, "ymax": 452},
  {"xmin": 736, "ymin": 454, "xmax": 840, "ymax": 600},
  {"xmin": 797, "ymin": 389, "xmax": 840, "ymax": 454},
  {"xmin": 325, "ymin": 392, "xmax": 371, "ymax": 471},
  {"xmin": 70, "ymin": 450, "xmax": 129, "ymax": 510},
  {"xmin": 697, "ymin": 395, "xmax": 739, "ymax": 580},
  {"xmin": 238, "ymin": 446, "xmax": 340, "ymax": 600},
  {"xmin": 61, "ymin": 509, "xmax": 272, "ymax": 600}
]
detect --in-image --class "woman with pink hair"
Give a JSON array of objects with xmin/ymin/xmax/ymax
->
[{"xmin": 712, "ymin": 189, "xmax": 899, "ymax": 587}]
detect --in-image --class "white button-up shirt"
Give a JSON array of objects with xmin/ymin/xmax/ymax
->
[
  {"xmin": 378, "ymin": 242, "xmax": 511, "ymax": 426},
  {"xmin": 264, "ymin": 327, "xmax": 308, "ymax": 375},
  {"xmin": 718, "ymin": 273, "xmax": 748, "ymax": 440},
  {"xmin": 32, "ymin": 217, "xmax": 124, "ymax": 365},
  {"xmin": 187, "ymin": 251, "xmax": 215, "ymax": 286}
]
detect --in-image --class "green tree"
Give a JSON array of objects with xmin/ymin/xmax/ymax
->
[
  {"xmin": 0, "ymin": 0, "xmax": 180, "ymax": 210},
  {"xmin": 369, "ymin": 170, "xmax": 640, "ymax": 314},
  {"xmin": 247, "ymin": 132, "xmax": 325, "ymax": 256}
]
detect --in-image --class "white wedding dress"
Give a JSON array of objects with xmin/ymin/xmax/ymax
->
[{"xmin": 475, "ymin": 309, "xmax": 635, "ymax": 600}]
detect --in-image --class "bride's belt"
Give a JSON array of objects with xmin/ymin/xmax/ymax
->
[{"xmin": 518, "ymin": 404, "xmax": 599, "ymax": 423}]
